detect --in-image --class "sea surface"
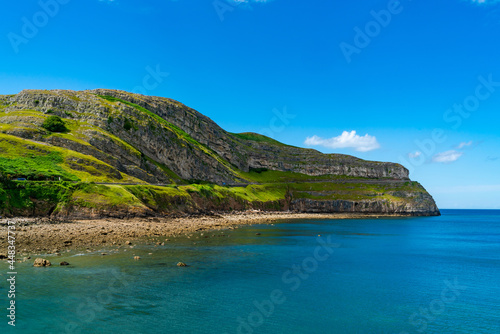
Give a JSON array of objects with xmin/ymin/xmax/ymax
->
[{"xmin": 1, "ymin": 209, "xmax": 499, "ymax": 334}]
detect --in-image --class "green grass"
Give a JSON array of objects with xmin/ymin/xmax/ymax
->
[
  {"xmin": 124, "ymin": 185, "xmax": 192, "ymax": 211},
  {"xmin": 231, "ymin": 132, "xmax": 293, "ymax": 147},
  {"xmin": 240, "ymin": 169, "xmax": 369, "ymax": 183},
  {"xmin": 0, "ymin": 142, "xmax": 78, "ymax": 181},
  {"xmin": 0, "ymin": 133, "xmax": 142, "ymax": 183},
  {"xmin": 287, "ymin": 181, "xmax": 425, "ymax": 202},
  {"xmin": 71, "ymin": 184, "xmax": 146, "ymax": 209}
]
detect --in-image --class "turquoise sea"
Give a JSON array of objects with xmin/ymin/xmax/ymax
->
[{"xmin": 1, "ymin": 209, "xmax": 499, "ymax": 334}]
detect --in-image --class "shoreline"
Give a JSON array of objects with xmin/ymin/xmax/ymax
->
[{"xmin": 0, "ymin": 211, "xmax": 411, "ymax": 257}]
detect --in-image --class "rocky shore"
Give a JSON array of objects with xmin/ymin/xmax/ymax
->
[{"xmin": 0, "ymin": 211, "xmax": 407, "ymax": 257}]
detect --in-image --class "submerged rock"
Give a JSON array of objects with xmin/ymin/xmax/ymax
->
[{"xmin": 33, "ymin": 258, "xmax": 51, "ymax": 267}]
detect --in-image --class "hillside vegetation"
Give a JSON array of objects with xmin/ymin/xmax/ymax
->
[{"xmin": 0, "ymin": 89, "xmax": 440, "ymax": 217}]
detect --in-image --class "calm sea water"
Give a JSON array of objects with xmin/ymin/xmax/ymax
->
[{"xmin": 1, "ymin": 210, "xmax": 499, "ymax": 334}]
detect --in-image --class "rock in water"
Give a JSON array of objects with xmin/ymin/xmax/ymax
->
[
  {"xmin": 177, "ymin": 262, "xmax": 188, "ymax": 267},
  {"xmin": 134, "ymin": 256, "xmax": 141, "ymax": 260},
  {"xmin": 33, "ymin": 258, "xmax": 51, "ymax": 267},
  {"xmin": 60, "ymin": 261, "xmax": 70, "ymax": 266}
]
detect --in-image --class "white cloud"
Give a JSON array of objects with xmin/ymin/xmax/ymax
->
[
  {"xmin": 456, "ymin": 141, "xmax": 473, "ymax": 149},
  {"xmin": 304, "ymin": 131, "xmax": 380, "ymax": 152},
  {"xmin": 432, "ymin": 150, "xmax": 464, "ymax": 163},
  {"xmin": 408, "ymin": 151, "xmax": 422, "ymax": 158}
]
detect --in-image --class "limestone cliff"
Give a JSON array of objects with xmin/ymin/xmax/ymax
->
[{"xmin": 0, "ymin": 89, "xmax": 439, "ymax": 217}]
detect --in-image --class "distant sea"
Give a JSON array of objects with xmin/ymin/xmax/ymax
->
[{"xmin": 2, "ymin": 210, "xmax": 499, "ymax": 334}]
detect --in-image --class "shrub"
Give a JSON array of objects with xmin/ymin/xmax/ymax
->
[
  {"xmin": 42, "ymin": 115, "xmax": 68, "ymax": 133},
  {"xmin": 123, "ymin": 118, "xmax": 137, "ymax": 131}
]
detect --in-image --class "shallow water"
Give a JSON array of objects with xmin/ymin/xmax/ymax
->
[{"xmin": 1, "ymin": 210, "xmax": 499, "ymax": 333}]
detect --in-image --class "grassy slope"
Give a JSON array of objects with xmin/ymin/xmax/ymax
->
[
  {"xmin": 231, "ymin": 132, "xmax": 294, "ymax": 147},
  {"xmin": 0, "ymin": 133, "xmax": 143, "ymax": 183},
  {"xmin": 0, "ymin": 105, "xmax": 147, "ymax": 183}
]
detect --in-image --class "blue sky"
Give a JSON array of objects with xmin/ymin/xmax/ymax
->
[{"xmin": 1, "ymin": 0, "xmax": 499, "ymax": 209}]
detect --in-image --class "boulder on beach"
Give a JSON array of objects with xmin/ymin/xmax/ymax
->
[
  {"xmin": 177, "ymin": 262, "xmax": 188, "ymax": 267},
  {"xmin": 33, "ymin": 258, "xmax": 51, "ymax": 267}
]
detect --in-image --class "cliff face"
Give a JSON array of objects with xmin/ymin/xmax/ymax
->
[{"xmin": 0, "ymin": 89, "xmax": 439, "ymax": 217}]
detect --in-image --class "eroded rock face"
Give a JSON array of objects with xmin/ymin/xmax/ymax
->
[{"xmin": 290, "ymin": 198, "xmax": 440, "ymax": 216}]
